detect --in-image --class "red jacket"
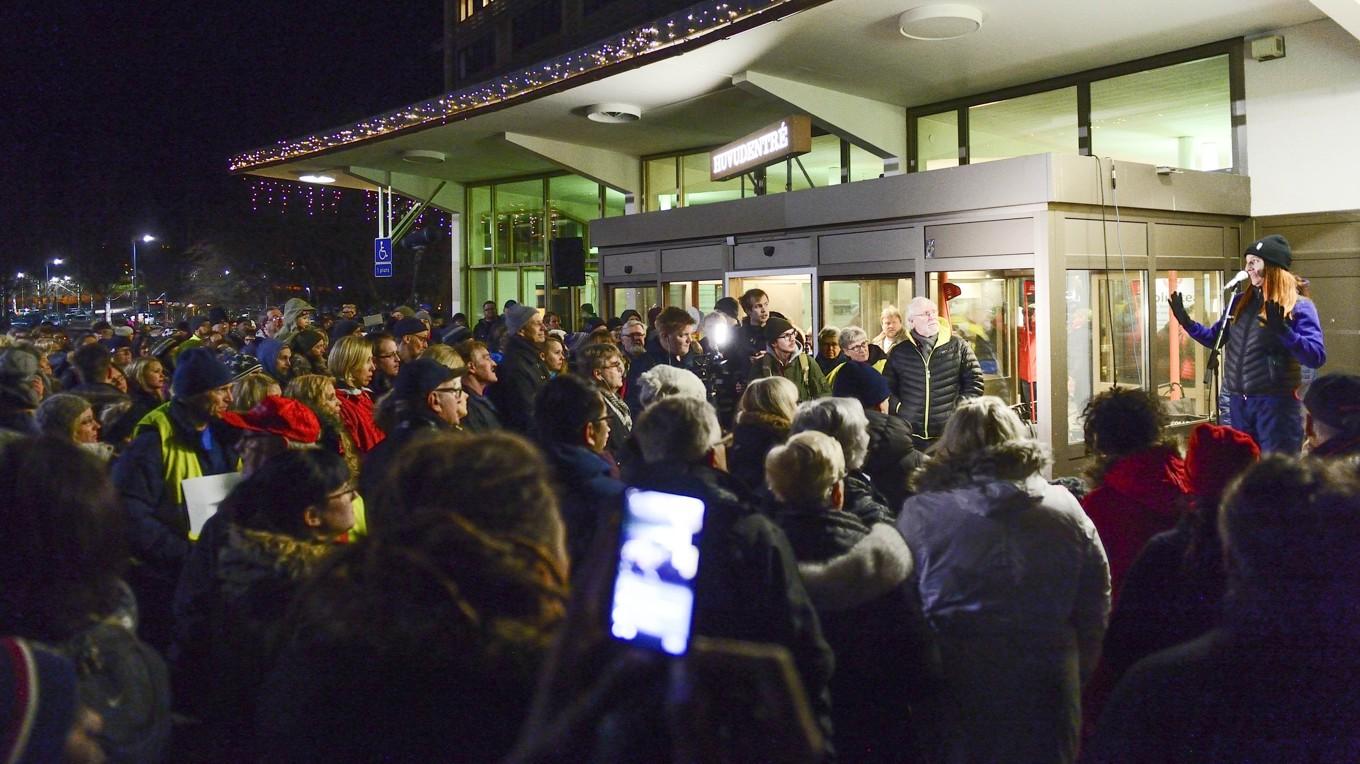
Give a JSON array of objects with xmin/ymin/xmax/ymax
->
[
  {"xmin": 1081, "ymin": 446, "xmax": 1188, "ymax": 602},
  {"xmin": 336, "ymin": 387, "xmax": 385, "ymax": 454}
]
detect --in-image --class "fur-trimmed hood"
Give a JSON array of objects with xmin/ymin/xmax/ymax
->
[
  {"xmin": 734, "ymin": 409, "xmax": 791, "ymax": 434},
  {"xmin": 797, "ymin": 524, "xmax": 914, "ymax": 612},
  {"xmin": 216, "ymin": 525, "xmax": 335, "ymax": 599},
  {"xmin": 910, "ymin": 440, "xmax": 1054, "ymax": 518}
]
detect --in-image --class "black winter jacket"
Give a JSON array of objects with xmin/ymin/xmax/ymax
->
[
  {"xmin": 487, "ymin": 335, "xmax": 550, "ymax": 434},
  {"xmin": 863, "ymin": 409, "xmax": 927, "ymax": 512},
  {"xmin": 883, "ymin": 330, "xmax": 983, "ymax": 442}
]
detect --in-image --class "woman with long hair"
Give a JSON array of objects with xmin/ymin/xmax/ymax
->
[
  {"xmin": 728, "ymin": 376, "xmax": 798, "ymax": 493},
  {"xmin": 1169, "ymin": 234, "xmax": 1325, "ymax": 452},
  {"xmin": 328, "ymin": 334, "xmax": 385, "ymax": 453},
  {"xmin": 285, "ymin": 375, "xmax": 362, "ymax": 483}
]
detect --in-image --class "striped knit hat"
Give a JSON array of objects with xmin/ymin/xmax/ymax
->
[{"xmin": 2, "ymin": 636, "xmax": 78, "ymax": 764}]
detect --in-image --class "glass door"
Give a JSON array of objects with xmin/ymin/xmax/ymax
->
[
  {"xmin": 664, "ymin": 280, "xmax": 724, "ymax": 314},
  {"xmin": 929, "ymin": 269, "xmax": 1037, "ymax": 422},
  {"xmin": 821, "ymin": 276, "xmax": 914, "ymax": 334},
  {"xmin": 609, "ymin": 284, "xmax": 659, "ymax": 320},
  {"xmin": 727, "ymin": 270, "xmax": 816, "ymax": 335}
]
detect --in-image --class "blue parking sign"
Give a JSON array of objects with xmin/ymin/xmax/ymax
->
[
  {"xmin": 374, "ymin": 238, "xmax": 393, "ymax": 262},
  {"xmin": 375, "ymin": 262, "xmax": 393, "ymax": 278}
]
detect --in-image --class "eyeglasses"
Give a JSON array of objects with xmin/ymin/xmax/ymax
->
[
  {"xmin": 376, "ymin": 352, "xmax": 398, "ymax": 359},
  {"xmin": 601, "ymin": 361, "xmax": 624, "ymax": 370},
  {"xmin": 433, "ymin": 386, "xmax": 466, "ymax": 397},
  {"xmin": 846, "ymin": 341, "xmax": 869, "ymax": 352},
  {"xmin": 327, "ymin": 486, "xmax": 358, "ymax": 502},
  {"xmin": 777, "ymin": 331, "xmax": 799, "ymax": 341}
]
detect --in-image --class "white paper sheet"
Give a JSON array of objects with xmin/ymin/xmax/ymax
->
[{"xmin": 181, "ymin": 472, "xmax": 243, "ymax": 540}]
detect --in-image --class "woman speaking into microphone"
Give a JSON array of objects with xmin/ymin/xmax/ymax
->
[{"xmin": 1168, "ymin": 234, "xmax": 1326, "ymax": 453}]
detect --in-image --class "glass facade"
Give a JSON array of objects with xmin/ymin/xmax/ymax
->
[
  {"xmin": 916, "ymin": 110, "xmax": 959, "ymax": 171},
  {"xmin": 643, "ymin": 134, "xmax": 884, "ymax": 211},
  {"xmin": 665, "ymin": 280, "xmax": 724, "ymax": 314},
  {"xmin": 821, "ymin": 277, "xmax": 914, "ymax": 335},
  {"xmin": 930, "ymin": 271, "xmax": 1038, "ymax": 421},
  {"xmin": 911, "ymin": 48, "xmax": 1239, "ymax": 174},
  {"xmin": 1091, "ymin": 56, "xmax": 1231, "ymax": 171},
  {"xmin": 969, "ymin": 87, "xmax": 1078, "ymax": 164},
  {"xmin": 728, "ymin": 273, "xmax": 814, "ymax": 335},
  {"xmin": 466, "ymin": 173, "xmax": 613, "ymax": 320},
  {"xmin": 610, "ymin": 285, "xmax": 660, "ymax": 318},
  {"xmin": 1065, "ymin": 270, "xmax": 1150, "ymax": 443},
  {"xmin": 1153, "ymin": 269, "xmax": 1224, "ymax": 421}
]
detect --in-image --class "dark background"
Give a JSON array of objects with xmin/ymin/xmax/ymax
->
[{"xmin": 1, "ymin": 1, "xmax": 447, "ymax": 311}]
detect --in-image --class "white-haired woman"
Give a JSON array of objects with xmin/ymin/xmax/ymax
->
[
  {"xmin": 790, "ymin": 396, "xmax": 893, "ymax": 526},
  {"xmin": 766, "ymin": 430, "xmax": 934, "ymax": 760},
  {"xmin": 897, "ymin": 396, "xmax": 1110, "ymax": 764}
]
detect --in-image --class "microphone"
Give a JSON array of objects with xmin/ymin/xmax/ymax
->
[{"xmin": 1223, "ymin": 270, "xmax": 1249, "ymax": 292}]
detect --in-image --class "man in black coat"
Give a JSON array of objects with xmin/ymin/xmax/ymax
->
[
  {"xmin": 883, "ymin": 296, "xmax": 983, "ymax": 450},
  {"xmin": 359, "ymin": 359, "xmax": 464, "ymax": 515},
  {"xmin": 488, "ymin": 304, "xmax": 550, "ymax": 435}
]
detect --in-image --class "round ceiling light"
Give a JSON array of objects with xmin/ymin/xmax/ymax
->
[
  {"xmin": 298, "ymin": 173, "xmax": 336, "ymax": 184},
  {"xmin": 898, "ymin": 4, "xmax": 983, "ymax": 40},
  {"xmin": 402, "ymin": 149, "xmax": 447, "ymax": 164},
  {"xmin": 586, "ymin": 103, "xmax": 642, "ymax": 123}
]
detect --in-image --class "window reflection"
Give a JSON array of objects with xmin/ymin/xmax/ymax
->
[
  {"xmin": 1066, "ymin": 271, "xmax": 1149, "ymax": 443},
  {"xmin": 969, "ymin": 87, "xmax": 1078, "ymax": 164},
  {"xmin": 822, "ymin": 277, "xmax": 913, "ymax": 335},
  {"xmin": 1153, "ymin": 270, "xmax": 1224, "ymax": 421},
  {"xmin": 611, "ymin": 286, "xmax": 659, "ymax": 320},
  {"xmin": 930, "ymin": 271, "xmax": 1037, "ymax": 421}
]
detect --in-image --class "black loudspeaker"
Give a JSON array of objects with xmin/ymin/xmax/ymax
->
[{"xmin": 550, "ymin": 237, "xmax": 586, "ymax": 287}]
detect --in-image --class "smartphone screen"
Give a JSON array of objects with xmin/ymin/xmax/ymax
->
[{"xmin": 609, "ymin": 488, "xmax": 706, "ymax": 655}]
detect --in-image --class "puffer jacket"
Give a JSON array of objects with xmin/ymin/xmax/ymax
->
[
  {"xmin": 883, "ymin": 328, "xmax": 983, "ymax": 442},
  {"xmin": 900, "ymin": 440, "xmax": 1110, "ymax": 764},
  {"xmin": 1181, "ymin": 291, "xmax": 1325, "ymax": 396}
]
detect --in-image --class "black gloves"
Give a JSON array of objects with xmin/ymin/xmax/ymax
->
[
  {"xmin": 1168, "ymin": 292, "xmax": 1191, "ymax": 328},
  {"xmin": 1264, "ymin": 300, "xmax": 1288, "ymax": 334}
]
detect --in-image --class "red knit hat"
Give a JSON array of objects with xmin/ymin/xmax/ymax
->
[
  {"xmin": 1184, "ymin": 423, "xmax": 1260, "ymax": 498},
  {"xmin": 220, "ymin": 395, "xmax": 322, "ymax": 445}
]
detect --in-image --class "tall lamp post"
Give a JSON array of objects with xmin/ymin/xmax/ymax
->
[
  {"xmin": 132, "ymin": 234, "xmax": 155, "ymax": 320},
  {"xmin": 14, "ymin": 273, "xmax": 25, "ymax": 312},
  {"xmin": 45, "ymin": 259, "xmax": 64, "ymax": 311}
]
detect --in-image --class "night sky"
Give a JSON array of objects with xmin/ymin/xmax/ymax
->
[{"xmin": 3, "ymin": 1, "xmax": 442, "ymax": 284}]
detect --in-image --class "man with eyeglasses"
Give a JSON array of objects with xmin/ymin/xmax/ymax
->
[
  {"xmin": 393, "ymin": 317, "xmax": 431, "ymax": 364},
  {"xmin": 619, "ymin": 318, "xmax": 648, "ymax": 360},
  {"xmin": 883, "ymin": 296, "xmax": 983, "ymax": 450},
  {"xmin": 359, "ymin": 358, "xmax": 467, "ymax": 500},
  {"xmin": 749, "ymin": 315, "xmax": 830, "ymax": 403}
]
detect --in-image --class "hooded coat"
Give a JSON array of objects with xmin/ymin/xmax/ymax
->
[
  {"xmin": 783, "ymin": 512, "xmax": 942, "ymax": 761},
  {"xmin": 274, "ymin": 298, "xmax": 315, "ymax": 346},
  {"xmin": 898, "ymin": 440, "xmax": 1111, "ymax": 764},
  {"xmin": 1080, "ymin": 446, "xmax": 1188, "ymax": 600}
]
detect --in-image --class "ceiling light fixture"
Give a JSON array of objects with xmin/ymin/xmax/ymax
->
[
  {"xmin": 586, "ymin": 103, "xmax": 642, "ymax": 123},
  {"xmin": 898, "ymin": 4, "xmax": 983, "ymax": 40},
  {"xmin": 298, "ymin": 173, "xmax": 336, "ymax": 184},
  {"xmin": 401, "ymin": 149, "xmax": 447, "ymax": 164}
]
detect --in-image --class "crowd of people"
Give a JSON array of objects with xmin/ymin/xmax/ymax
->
[{"xmin": 3, "ymin": 235, "xmax": 1358, "ymax": 762}]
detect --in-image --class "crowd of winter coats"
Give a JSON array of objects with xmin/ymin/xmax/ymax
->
[{"xmin": 3, "ymin": 299, "xmax": 1360, "ymax": 764}]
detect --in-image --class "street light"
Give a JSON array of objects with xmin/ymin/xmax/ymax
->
[
  {"xmin": 133, "ymin": 234, "xmax": 155, "ymax": 319},
  {"xmin": 14, "ymin": 273, "xmax": 25, "ymax": 312},
  {"xmin": 45, "ymin": 259, "xmax": 64, "ymax": 311}
]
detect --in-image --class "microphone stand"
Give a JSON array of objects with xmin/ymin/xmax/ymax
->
[{"xmin": 1204, "ymin": 289, "xmax": 1240, "ymax": 425}]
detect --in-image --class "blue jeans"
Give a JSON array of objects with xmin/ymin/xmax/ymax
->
[{"xmin": 1227, "ymin": 394, "xmax": 1303, "ymax": 454}]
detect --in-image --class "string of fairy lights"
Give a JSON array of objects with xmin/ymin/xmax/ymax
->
[
  {"xmin": 247, "ymin": 179, "xmax": 452, "ymax": 228},
  {"xmin": 229, "ymin": 0, "xmax": 801, "ymax": 171}
]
